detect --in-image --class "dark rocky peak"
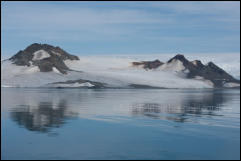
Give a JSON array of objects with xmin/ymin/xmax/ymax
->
[
  {"xmin": 132, "ymin": 59, "xmax": 164, "ymax": 70},
  {"xmin": 207, "ymin": 61, "xmax": 219, "ymax": 68},
  {"xmin": 167, "ymin": 54, "xmax": 189, "ymax": 65},
  {"xmin": 17, "ymin": 43, "xmax": 79, "ymax": 61},
  {"xmin": 24, "ymin": 43, "xmax": 48, "ymax": 52},
  {"xmin": 9, "ymin": 43, "xmax": 79, "ymax": 74},
  {"xmin": 24, "ymin": 43, "xmax": 57, "ymax": 52}
]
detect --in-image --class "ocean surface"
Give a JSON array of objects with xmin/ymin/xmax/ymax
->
[{"xmin": 1, "ymin": 88, "xmax": 240, "ymax": 160}]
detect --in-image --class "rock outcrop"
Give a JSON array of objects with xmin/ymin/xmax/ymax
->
[
  {"xmin": 49, "ymin": 79, "xmax": 106, "ymax": 88},
  {"xmin": 132, "ymin": 59, "xmax": 164, "ymax": 70}
]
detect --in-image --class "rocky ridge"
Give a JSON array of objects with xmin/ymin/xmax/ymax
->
[{"xmin": 132, "ymin": 54, "xmax": 240, "ymax": 88}]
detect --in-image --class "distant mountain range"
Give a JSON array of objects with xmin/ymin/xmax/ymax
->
[
  {"xmin": 1, "ymin": 43, "xmax": 240, "ymax": 88},
  {"xmin": 132, "ymin": 54, "xmax": 239, "ymax": 88}
]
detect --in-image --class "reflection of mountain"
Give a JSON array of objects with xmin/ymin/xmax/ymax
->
[
  {"xmin": 4, "ymin": 88, "xmax": 237, "ymax": 131},
  {"xmin": 10, "ymin": 99, "xmax": 78, "ymax": 133},
  {"xmin": 132, "ymin": 90, "xmax": 227, "ymax": 122}
]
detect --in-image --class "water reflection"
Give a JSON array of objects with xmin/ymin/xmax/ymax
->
[
  {"xmin": 131, "ymin": 91, "xmax": 226, "ymax": 122},
  {"xmin": 2, "ymin": 88, "xmax": 238, "ymax": 133},
  {"xmin": 10, "ymin": 99, "xmax": 78, "ymax": 133},
  {"xmin": 2, "ymin": 88, "xmax": 240, "ymax": 160}
]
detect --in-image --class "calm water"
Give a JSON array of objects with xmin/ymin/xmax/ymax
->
[{"xmin": 1, "ymin": 88, "xmax": 240, "ymax": 160}]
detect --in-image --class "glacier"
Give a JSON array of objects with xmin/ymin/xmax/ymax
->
[{"xmin": 2, "ymin": 53, "xmax": 239, "ymax": 88}]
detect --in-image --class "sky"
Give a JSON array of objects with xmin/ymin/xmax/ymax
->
[{"xmin": 1, "ymin": 1, "xmax": 240, "ymax": 59}]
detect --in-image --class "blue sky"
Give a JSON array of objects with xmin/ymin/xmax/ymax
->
[{"xmin": 1, "ymin": 1, "xmax": 240, "ymax": 58}]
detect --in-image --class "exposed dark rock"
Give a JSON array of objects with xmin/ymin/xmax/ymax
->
[
  {"xmin": 132, "ymin": 59, "xmax": 164, "ymax": 69},
  {"xmin": 191, "ymin": 60, "xmax": 205, "ymax": 69},
  {"xmin": 35, "ymin": 60, "xmax": 53, "ymax": 72},
  {"xmin": 167, "ymin": 54, "xmax": 190, "ymax": 65},
  {"xmin": 129, "ymin": 84, "xmax": 167, "ymax": 89},
  {"xmin": 50, "ymin": 79, "xmax": 107, "ymax": 88},
  {"xmin": 9, "ymin": 43, "xmax": 79, "ymax": 74}
]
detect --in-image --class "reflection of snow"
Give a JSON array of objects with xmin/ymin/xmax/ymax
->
[
  {"xmin": 52, "ymin": 82, "xmax": 95, "ymax": 88},
  {"xmin": 2, "ymin": 88, "xmax": 239, "ymax": 129},
  {"xmin": 223, "ymin": 82, "xmax": 240, "ymax": 88}
]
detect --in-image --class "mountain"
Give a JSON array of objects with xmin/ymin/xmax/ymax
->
[
  {"xmin": 9, "ymin": 43, "xmax": 79, "ymax": 74},
  {"xmin": 132, "ymin": 54, "xmax": 240, "ymax": 88},
  {"xmin": 168, "ymin": 54, "xmax": 239, "ymax": 87},
  {"xmin": 1, "ymin": 43, "xmax": 240, "ymax": 88}
]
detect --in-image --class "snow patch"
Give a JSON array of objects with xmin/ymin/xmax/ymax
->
[
  {"xmin": 29, "ymin": 61, "xmax": 33, "ymax": 66},
  {"xmin": 223, "ymin": 82, "xmax": 240, "ymax": 88},
  {"xmin": 25, "ymin": 66, "xmax": 40, "ymax": 74},
  {"xmin": 194, "ymin": 76, "xmax": 204, "ymax": 80},
  {"xmin": 53, "ymin": 67, "xmax": 61, "ymax": 74},
  {"xmin": 194, "ymin": 76, "xmax": 214, "ymax": 87},
  {"xmin": 32, "ymin": 50, "xmax": 50, "ymax": 61},
  {"xmin": 183, "ymin": 69, "xmax": 190, "ymax": 74},
  {"xmin": 1, "ymin": 85, "xmax": 14, "ymax": 88},
  {"xmin": 203, "ymin": 80, "xmax": 214, "ymax": 87},
  {"xmin": 159, "ymin": 60, "xmax": 186, "ymax": 72}
]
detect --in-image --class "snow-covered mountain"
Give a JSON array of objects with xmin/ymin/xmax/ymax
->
[{"xmin": 1, "ymin": 43, "xmax": 240, "ymax": 88}]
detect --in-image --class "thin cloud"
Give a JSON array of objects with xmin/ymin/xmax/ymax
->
[
  {"xmin": 2, "ymin": 5, "xmax": 170, "ymax": 31},
  {"xmin": 1, "ymin": 1, "xmax": 240, "ymax": 57}
]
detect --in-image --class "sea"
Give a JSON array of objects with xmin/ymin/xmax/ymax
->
[{"xmin": 1, "ymin": 88, "xmax": 240, "ymax": 160}]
